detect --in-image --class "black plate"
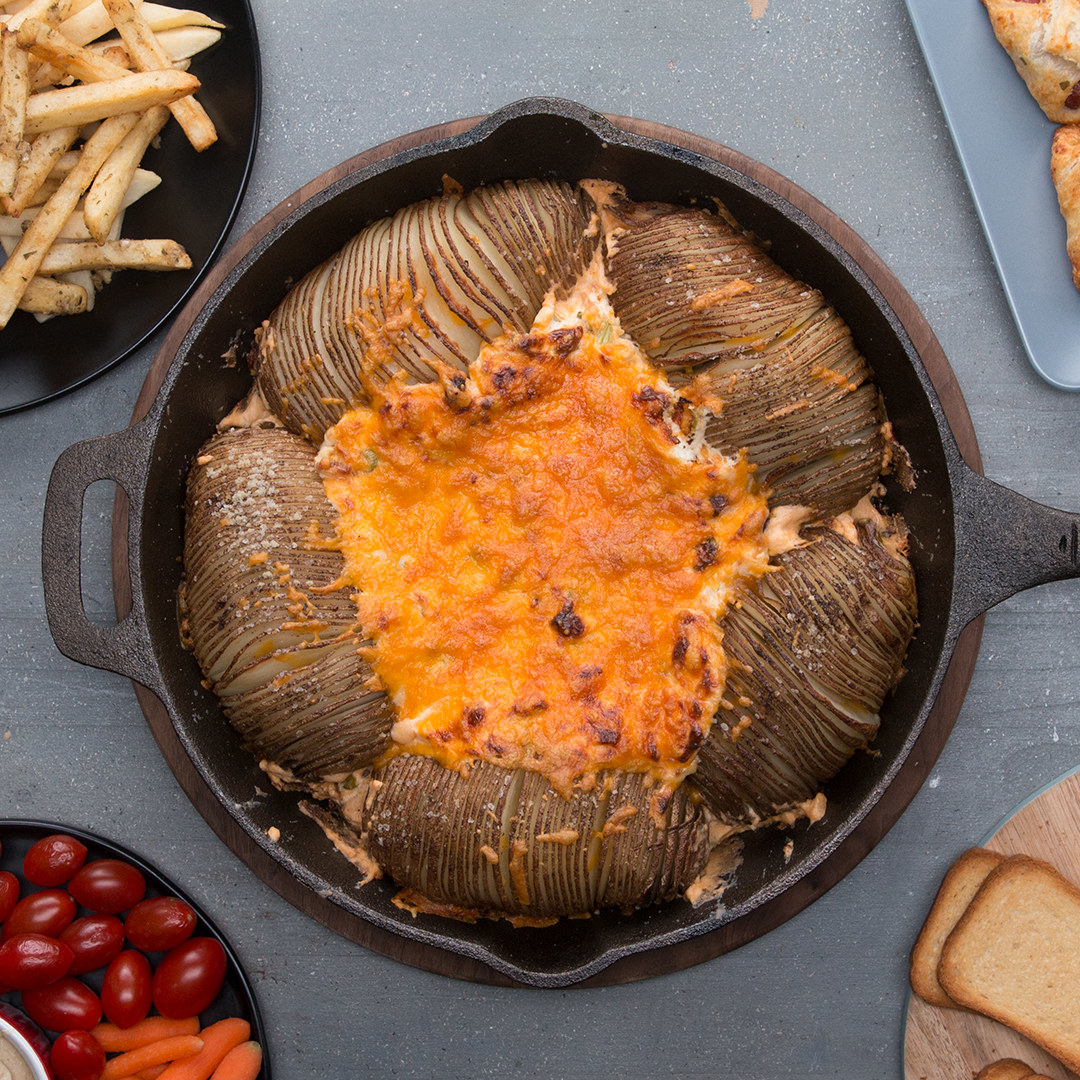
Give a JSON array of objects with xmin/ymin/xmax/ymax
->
[
  {"xmin": 0, "ymin": 0, "xmax": 261, "ymax": 416},
  {"xmin": 0, "ymin": 820, "xmax": 269, "ymax": 1077}
]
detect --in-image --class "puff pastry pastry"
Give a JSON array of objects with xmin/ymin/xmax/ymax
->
[
  {"xmin": 981, "ymin": 0, "xmax": 1080, "ymax": 122},
  {"xmin": 1052, "ymin": 123, "xmax": 1080, "ymax": 289}
]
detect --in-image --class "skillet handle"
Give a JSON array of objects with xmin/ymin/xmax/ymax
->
[
  {"xmin": 950, "ymin": 463, "xmax": 1080, "ymax": 631},
  {"xmin": 41, "ymin": 421, "xmax": 164, "ymax": 696}
]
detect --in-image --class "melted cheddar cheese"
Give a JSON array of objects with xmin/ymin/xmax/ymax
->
[{"xmin": 318, "ymin": 274, "xmax": 771, "ymax": 796}]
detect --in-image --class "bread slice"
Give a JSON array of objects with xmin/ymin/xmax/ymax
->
[
  {"xmin": 975, "ymin": 1060, "xmax": 1036, "ymax": 1080},
  {"xmin": 909, "ymin": 846, "xmax": 1004, "ymax": 1008},
  {"xmin": 980, "ymin": 0, "xmax": 1080, "ymax": 122},
  {"xmin": 939, "ymin": 854, "xmax": 1080, "ymax": 1074},
  {"xmin": 1052, "ymin": 124, "xmax": 1080, "ymax": 291}
]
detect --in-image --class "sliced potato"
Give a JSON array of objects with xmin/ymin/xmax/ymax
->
[
  {"xmin": 0, "ymin": 110, "xmax": 137, "ymax": 327},
  {"xmin": 82, "ymin": 102, "xmax": 167, "ymax": 241},
  {"xmin": 365, "ymin": 757, "xmax": 710, "ymax": 917},
  {"xmin": 102, "ymin": 0, "xmax": 216, "ymax": 150},
  {"xmin": 695, "ymin": 522, "xmax": 917, "ymax": 822},
  {"xmin": 23, "ymin": 67, "xmax": 198, "ymax": 135},
  {"xmin": 182, "ymin": 425, "xmax": 393, "ymax": 776}
]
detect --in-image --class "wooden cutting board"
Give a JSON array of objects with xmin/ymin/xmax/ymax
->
[{"xmin": 905, "ymin": 768, "xmax": 1080, "ymax": 1080}]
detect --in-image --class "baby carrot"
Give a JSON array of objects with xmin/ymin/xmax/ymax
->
[
  {"xmin": 155, "ymin": 1018, "xmax": 250, "ymax": 1080},
  {"xmin": 101, "ymin": 1035, "xmax": 204, "ymax": 1080},
  {"xmin": 137, "ymin": 1067, "xmax": 168, "ymax": 1079},
  {"xmin": 92, "ymin": 1016, "xmax": 201, "ymax": 1052},
  {"xmin": 209, "ymin": 1040, "xmax": 262, "ymax": 1080}
]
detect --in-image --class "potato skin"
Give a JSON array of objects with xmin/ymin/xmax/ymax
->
[
  {"xmin": 364, "ymin": 756, "xmax": 710, "ymax": 918},
  {"xmin": 181, "ymin": 424, "xmax": 392, "ymax": 776}
]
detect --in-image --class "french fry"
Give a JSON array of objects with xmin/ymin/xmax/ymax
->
[
  {"xmin": 102, "ymin": 0, "xmax": 215, "ymax": 150},
  {"xmin": 83, "ymin": 101, "xmax": 166, "ymax": 240},
  {"xmin": 0, "ymin": 109, "xmax": 137, "ymax": 326},
  {"xmin": 134, "ymin": 3, "xmax": 222, "ymax": 32},
  {"xmin": 4, "ymin": 0, "xmax": 79, "ymax": 31},
  {"xmin": 0, "ymin": 168, "xmax": 159, "ymax": 240},
  {"xmin": 5, "ymin": 124, "xmax": 79, "ymax": 214},
  {"xmin": 58, "ymin": 1, "xmax": 222, "ymax": 48},
  {"xmin": 141, "ymin": 23, "xmax": 217, "ymax": 60},
  {"xmin": 0, "ymin": 0, "xmax": 224, "ymax": 326},
  {"xmin": 56, "ymin": 0, "xmax": 138, "ymax": 46},
  {"xmin": 19, "ymin": 273, "xmax": 87, "ymax": 313},
  {"xmin": 83, "ymin": 23, "xmax": 219, "ymax": 64},
  {"xmin": 17, "ymin": 16, "xmax": 132, "ymax": 81},
  {"xmin": 23, "ymin": 66, "xmax": 198, "ymax": 135},
  {"xmin": 38, "ymin": 235, "xmax": 190, "ymax": 272},
  {"xmin": 0, "ymin": 26, "xmax": 30, "ymax": 202}
]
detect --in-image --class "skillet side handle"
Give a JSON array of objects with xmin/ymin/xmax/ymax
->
[
  {"xmin": 41, "ymin": 423, "xmax": 164, "ymax": 695},
  {"xmin": 951, "ymin": 463, "xmax": 1080, "ymax": 631}
]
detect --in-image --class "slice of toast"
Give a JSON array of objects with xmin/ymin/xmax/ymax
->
[
  {"xmin": 939, "ymin": 854, "xmax": 1080, "ymax": 1074},
  {"xmin": 909, "ymin": 846, "xmax": 1004, "ymax": 1008},
  {"xmin": 975, "ymin": 1060, "xmax": 1036, "ymax": 1080}
]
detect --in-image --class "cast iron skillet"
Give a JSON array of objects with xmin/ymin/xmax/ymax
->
[{"xmin": 40, "ymin": 99, "xmax": 1080, "ymax": 988}]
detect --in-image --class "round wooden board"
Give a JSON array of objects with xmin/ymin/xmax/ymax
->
[
  {"xmin": 112, "ymin": 111, "xmax": 986, "ymax": 986},
  {"xmin": 905, "ymin": 769, "xmax": 1080, "ymax": 1080}
]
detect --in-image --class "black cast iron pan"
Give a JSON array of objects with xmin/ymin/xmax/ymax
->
[{"xmin": 39, "ymin": 99, "xmax": 1080, "ymax": 988}]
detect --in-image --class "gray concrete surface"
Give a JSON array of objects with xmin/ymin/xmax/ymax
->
[{"xmin": 3, "ymin": 1, "xmax": 1080, "ymax": 1076}]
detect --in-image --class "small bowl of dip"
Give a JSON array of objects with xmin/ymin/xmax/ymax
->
[{"xmin": 0, "ymin": 1003, "xmax": 52, "ymax": 1080}]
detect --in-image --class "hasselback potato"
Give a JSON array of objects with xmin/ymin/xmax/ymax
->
[
  {"xmin": 181, "ymin": 176, "xmax": 918, "ymax": 924},
  {"xmin": 255, "ymin": 178, "xmax": 597, "ymax": 442},
  {"xmin": 181, "ymin": 424, "xmax": 392, "ymax": 777}
]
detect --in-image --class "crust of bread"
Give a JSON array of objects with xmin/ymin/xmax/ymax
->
[
  {"xmin": 975, "ymin": 1060, "xmax": 1037, "ymax": 1080},
  {"xmin": 1052, "ymin": 123, "xmax": 1080, "ymax": 290},
  {"xmin": 909, "ymin": 846, "xmax": 1004, "ymax": 1009},
  {"xmin": 938, "ymin": 854, "xmax": 1080, "ymax": 1074},
  {"xmin": 981, "ymin": 0, "xmax": 1080, "ymax": 122}
]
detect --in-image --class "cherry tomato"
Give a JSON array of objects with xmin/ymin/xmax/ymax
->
[
  {"xmin": 60, "ymin": 915, "xmax": 125, "ymax": 975},
  {"xmin": 124, "ymin": 897, "xmax": 197, "ymax": 953},
  {"xmin": 0, "ymin": 870, "xmax": 19, "ymax": 923},
  {"xmin": 50, "ymin": 1029, "xmax": 106, "ymax": 1080},
  {"xmin": 23, "ymin": 834, "xmax": 88, "ymax": 887},
  {"xmin": 0, "ymin": 933, "xmax": 74, "ymax": 990},
  {"xmin": 21, "ymin": 976, "xmax": 102, "ymax": 1032},
  {"xmin": 2, "ymin": 889, "xmax": 77, "ymax": 940},
  {"xmin": 101, "ymin": 950, "xmax": 151, "ymax": 1029},
  {"xmin": 151, "ymin": 937, "xmax": 227, "ymax": 1018},
  {"xmin": 67, "ymin": 860, "xmax": 146, "ymax": 915}
]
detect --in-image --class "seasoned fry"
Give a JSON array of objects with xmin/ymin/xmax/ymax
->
[
  {"xmin": 17, "ymin": 16, "xmax": 132, "ymax": 81},
  {"xmin": 38, "ymin": 235, "xmax": 190, "ymax": 272},
  {"xmin": 134, "ymin": 3, "xmax": 223, "ymax": 32},
  {"xmin": 0, "ymin": 27, "xmax": 30, "ymax": 202},
  {"xmin": 24, "ymin": 66, "xmax": 194, "ymax": 133},
  {"xmin": 143, "ymin": 23, "xmax": 218, "ymax": 60},
  {"xmin": 5, "ymin": 124, "xmax": 79, "ymax": 215},
  {"xmin": 83, "ymin": 102, "xmax": 167, "ymax": 241},
  {"xmin": 23, "ymin": 66, "xmax": 198, "ymax": 135},
  {"xmin": 82, "ymin": 23, "xmax": 219, "ymax": 65},
  {"xmin": 58, "ymin": 0, "xmax": 222, "ymax": 49},
  {"xmin": 102, "ymin": 0, "xmax": 215, "ymax": 150},
  {"xmin": 0, "ymin": 0, "xmax": 224, "ymax": 326},
  {"xmin": 0, "ymin": 110, "xmax": 137, "ymax": 326},
  {"xmin": 4, "ymin": 0, "xmax": 79, "ymax": 31},
  {"xmin": 19, "ymin": 273, "xmax": 87, "ymax": 314}
]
